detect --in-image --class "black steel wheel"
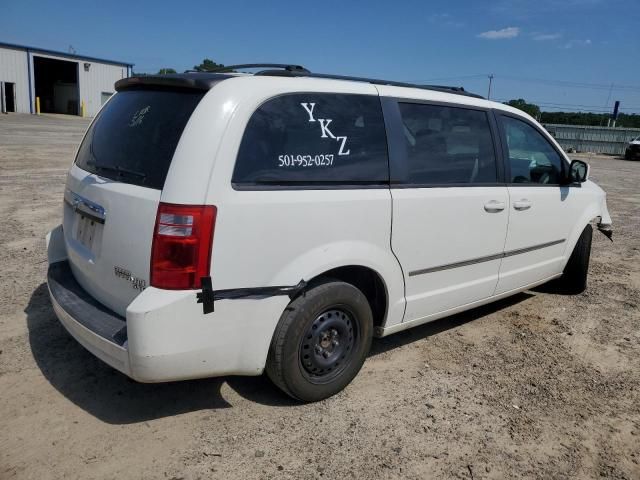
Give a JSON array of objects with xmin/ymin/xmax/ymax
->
[
  {"xmin": 266, "ymin": 280, "xmax": 373, "ymax": 402},
  {"xmin": 299, "ymin": 308, "xmax": 357, "ymax": 382}
]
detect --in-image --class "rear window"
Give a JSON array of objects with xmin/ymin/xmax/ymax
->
[
  {"xmin": 75, "ymin": 89, "xmax": 204, "ymax": 189},
  {"xmin": 232, "ymin": 93, "xmax": 389, "ymax": 187}
]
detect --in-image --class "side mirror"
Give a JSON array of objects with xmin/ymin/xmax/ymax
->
[{"xmin": 569, "ymin": 159, "xmax": 589, "ymax": 183}]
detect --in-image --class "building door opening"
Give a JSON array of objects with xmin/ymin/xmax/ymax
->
[
  {"xmin": 2, "ymin": 82, "xmax": 16, "ymax": 112},
  {"xmin": 101, "ymin": 91, "xmax": 113, "ymax": 106},
  {"xmin": 33, "ymin": 56, "xmax": 79, "ymax": 115}
]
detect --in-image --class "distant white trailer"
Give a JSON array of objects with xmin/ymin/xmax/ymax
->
[{"xmin": 0, "ymin": 41, "xmax": 132, "ymax": 117}]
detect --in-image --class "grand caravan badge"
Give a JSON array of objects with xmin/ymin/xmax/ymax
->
[{"xmin": 114, "ymin": 266, "xmax": 147, "ymax": 291}]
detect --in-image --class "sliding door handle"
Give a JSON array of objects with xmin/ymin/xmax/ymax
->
[
  {"xmin": 484, "ymin": 200, "xmax": 506, "ymax": 213},
  {"xmin": 513, "ymin": 199, "xmax": 532, "ymax": 211}
]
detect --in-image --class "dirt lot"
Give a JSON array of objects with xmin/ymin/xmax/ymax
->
[{"xmin": 1, "ymin": 113, "xmax": 639, "ymax": 480}]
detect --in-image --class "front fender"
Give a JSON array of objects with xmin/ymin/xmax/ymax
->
[
  {"xmin": 562, "ymin": 182, "xmax": 612, "ymax": 267},
  {"xmin": 271, "ymin": 240, "xmax": 406, "ymax": 328}
]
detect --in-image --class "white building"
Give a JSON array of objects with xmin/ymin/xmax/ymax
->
[{"xmin": 0, "ymin": 41, "xmax": 132, "ymax": 117}]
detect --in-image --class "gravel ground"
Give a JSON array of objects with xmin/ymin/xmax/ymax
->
[{"xmin": 0, "ymin": 113, "xmax": 639, "ymax": 480}]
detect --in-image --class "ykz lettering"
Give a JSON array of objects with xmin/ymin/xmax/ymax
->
[{"xmin": 300, "ymin": 103, "xmax": 351, "ymax": 155}]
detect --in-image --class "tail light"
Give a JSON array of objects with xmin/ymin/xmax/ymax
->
[{"xmin": 150, "ymin": 203, "xmax": 217, "ymax": 290}]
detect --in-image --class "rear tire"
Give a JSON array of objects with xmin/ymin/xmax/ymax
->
[
  {"xmin": 266, "ymin": 280, "xmax": 373, "ymax": 402},
  {"xmin": 558, "ymin": 224, "xmax": 592, "ymax": 294}
]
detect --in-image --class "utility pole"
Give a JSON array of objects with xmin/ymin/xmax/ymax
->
[
  {"xmin": 487, "ymin": 74, "xmax": 494, "ymax": 100},
  {"xmin": 611, "ymin": 100, "xmax": 620, "ymax": 128}
]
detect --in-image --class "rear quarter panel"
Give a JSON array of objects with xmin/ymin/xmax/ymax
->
[{"xmin": 198, "ymin": 77, "xmax": 406, "ymax": 328}]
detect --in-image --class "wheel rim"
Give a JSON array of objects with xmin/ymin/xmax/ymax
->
[{"xmin": 299, "ymin": 308, "xmax": 357, "ymax": 382}]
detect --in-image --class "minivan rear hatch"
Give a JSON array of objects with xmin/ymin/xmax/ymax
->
[{"xmin": 64, "ymin": 83, "xmax": 211, "ymax": 316}]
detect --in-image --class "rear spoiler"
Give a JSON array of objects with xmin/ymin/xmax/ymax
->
[{"xmin": 115, "ymin": 73, "xmax": 232, "ymax": 92}]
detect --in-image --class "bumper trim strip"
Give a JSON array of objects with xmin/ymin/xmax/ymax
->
[{"xmin": 47, "ymin": 261, "xmax": 127, "ymax": 346}]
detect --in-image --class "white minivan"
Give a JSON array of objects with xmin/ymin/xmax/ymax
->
[{"xmin": 46, "ymin": 65, "xmax": 612, "ymax": 401}]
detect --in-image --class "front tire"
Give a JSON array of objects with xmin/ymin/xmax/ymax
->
[
  {"xmin": 266, "ymin": 280, "xmax": 373, "ymax": 402},
  {"xmin": 558, "ymin": 224, "xmax": 592, "ymax": 294}
]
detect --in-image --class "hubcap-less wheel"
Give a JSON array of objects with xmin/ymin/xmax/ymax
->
[
  {"xmin": 266, "ymin": 280, "xmax": 373, "ymax": 402},
  {"xmin": 300, "ymin": 308, "xmax": 356, "ymax": 382}
]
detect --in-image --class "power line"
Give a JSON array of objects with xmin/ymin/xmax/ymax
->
[
  {"xmin": 491, "ymin": 74, "xmax": 640, "ymax": 92},
  {"xmin": 403, "ymin": 74, "xmax": 489, "ymax": 83},
  {"xmin": 406, "ymin": 73, "xmax": 640, "ymax": 92}
]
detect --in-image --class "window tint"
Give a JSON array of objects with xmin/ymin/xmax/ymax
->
[
  {"xmin": 232, "ymin": 94, "xmax": 388, "ymax": 186},
  {"xmin": 76, "ymin": 89, "xmax": 204, "ymax": 189},
  {"xmin": 501, "ymin": 115, "xmax": 564, "ymax": 184},
  {"xmin": 398, "ymin": 103, "xmax": 498, "ymax": 185}
]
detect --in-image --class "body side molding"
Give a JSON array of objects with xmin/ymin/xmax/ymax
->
[{"xmin": 408, "ymin": 239, "xmax": 565, "ymax": 277}]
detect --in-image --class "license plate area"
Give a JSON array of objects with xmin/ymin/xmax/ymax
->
[
  {"xmin": 76, "ymin": 213, "xmax": 99, "ymax": 251},
  {"xmin": 65, "ymin": 190, "xmax": 106, "ymax": 256}
]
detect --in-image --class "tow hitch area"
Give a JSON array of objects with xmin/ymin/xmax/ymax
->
[
  {"xmin": 597, "ymin": 223, "xmax": 613, "ymax": 242},
  {"xmin": 197, "ymin": 277, "xmax": 307, "ymax": 314}
]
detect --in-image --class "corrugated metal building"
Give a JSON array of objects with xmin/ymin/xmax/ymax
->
[
  {"xmin": 0, "ymin": 42, "xmax": 132, "ymax": 117},
  {"xmin": 543, "ymin": 124, "xmax": 640, "ymax": 155}
]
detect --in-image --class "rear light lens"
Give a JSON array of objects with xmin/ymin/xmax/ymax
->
[{"xmin": 150, "ymin": 203, "xmax": 217, "ymax": 290}]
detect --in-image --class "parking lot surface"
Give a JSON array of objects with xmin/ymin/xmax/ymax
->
[{"xmin": 1, "ymin": 113, "xmax": 639, "ymax": 479}]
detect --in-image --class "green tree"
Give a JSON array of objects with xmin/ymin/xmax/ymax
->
[
  {"xmin": 193, "ymin": 59, "xmax": 225, "ymax": 72},
  {"xmin": 505, "ymin": 99, "xmax": 541, "ymax": 119},
  {"xmin": 157, "ymin": 68, "xmax": 177, "ymax": 75}
]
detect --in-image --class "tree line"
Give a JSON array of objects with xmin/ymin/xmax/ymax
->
[
  {"xmin": 504, "ymin": 99, "xmax": 640, "ymax": 128},
  {"xmin": 134, "ymin": 59, "xmax": 227, "ymax": 76}
]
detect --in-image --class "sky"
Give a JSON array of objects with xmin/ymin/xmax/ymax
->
[{"xmin": 2, "ymin": 0, "xmax": 639, "ymax": 114}]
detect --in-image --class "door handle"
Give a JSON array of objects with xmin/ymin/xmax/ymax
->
[
  {"xmin": 484, "ymin": 200, "xmax": 505, "ymax": 213},
  {"xmin": 513, "ymin": 199, "xmax": 532, "ymax": 211}
]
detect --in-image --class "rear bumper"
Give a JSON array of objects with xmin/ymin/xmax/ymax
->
[
  {"xmin": 48, "ymin": 261, "xmax": 130, "ymax": 375},
  {"xmin": 46, "ymin": 226, "xmax": 289, "ymax": 382}
]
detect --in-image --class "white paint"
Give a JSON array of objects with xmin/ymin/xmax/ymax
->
[
  {"xmin": 46, "ymin": 74, "xmax": 612, "ymax": 384},
  {"xmin": 494, "ymin": 184, "xmax": 587, "ymax": 293},
  {"xmin": 64, "ymin": 163, "xmax": 161, "ymax": 316},
  {"xmin": 391, "ymin": 187, "xmax": 509, "ymax": 322}
]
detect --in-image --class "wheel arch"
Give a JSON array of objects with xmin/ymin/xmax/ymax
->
[
  {"xmin": 305, "ymin": 265, "xmax": 389, "ymax": 333},
  {"xmin": 561, "ymin": 202, "xmax": 603, "ymax": 270},
  {"xmin": 271, "ymin": 240, "xmax": 406, "ymax": 330}
]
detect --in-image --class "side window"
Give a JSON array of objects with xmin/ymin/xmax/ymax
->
[
  {"xmin": 232, "ymin": 93, "xmax": 389, "ymax": 186},
  {"xmin": 397, "ymin": 103, "xmax": 498, "ymax": 185},
  {"xmin": 500, "ymin": 115, "xmax": 564, "ymax": 185}
]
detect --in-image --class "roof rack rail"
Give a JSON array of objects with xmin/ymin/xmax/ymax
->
[
  {"xmin": 298, "ymin": 72, "xmax": 484, "ymax": 99},
  {"xmin": 186, "ymin": 63, "xmax": 310, "ymax": 74},
  {"xmin": 183, "ymin": 62, "xmax": 483, "ymax": 98}
]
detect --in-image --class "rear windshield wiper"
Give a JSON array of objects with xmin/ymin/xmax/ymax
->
[{"xmin": 87, "ymin": 161, "xmax": 147, "ymax": 181}]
